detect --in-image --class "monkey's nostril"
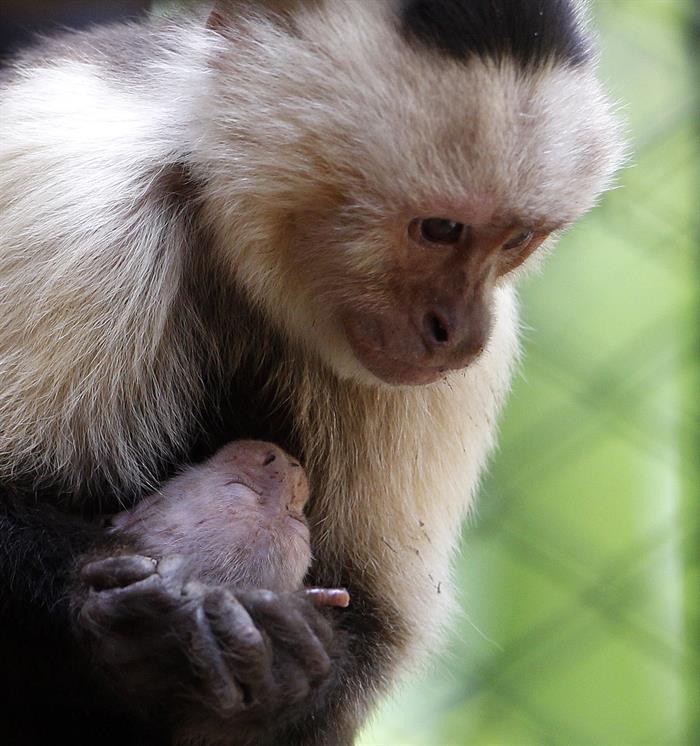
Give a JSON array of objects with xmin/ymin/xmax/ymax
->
[
  {"xmin": 263, "ymin": 452, "xmax": 276, "ymax": 466},
  {"xmin": 425, "ymin": 312, "xmax": 450, "ymax": 346}
]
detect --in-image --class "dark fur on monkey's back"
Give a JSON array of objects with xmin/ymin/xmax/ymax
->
[{"xmin": 401, "ymin": 0, "xmax": 590, "ymax": 67}]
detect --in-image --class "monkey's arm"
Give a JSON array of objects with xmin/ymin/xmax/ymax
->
[
  {"xmin": 0, "ymin": 493, "xmax": 342, "ymax": 744},
  {"xmin": 76, "ymin": 547, "xmax": 382, "ymax": 746},
  {"xmin": 160, "ymin": 567, "xmax": 389, "ymax": 746},
  {"xmin": 0, "ymin": 496, "xmax": 98, "ymax": 628}
]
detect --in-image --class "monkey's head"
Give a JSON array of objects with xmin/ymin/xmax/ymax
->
[
  {"xmin": 205, "ymin": 0, "xmax": 625, "ymax": 386},
  {"xmin": 113, "ymin": 442, "xmax": 312, "ymax": 591}
]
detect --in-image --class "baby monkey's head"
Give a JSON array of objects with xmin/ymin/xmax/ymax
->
[{"xmin": 113, "ymin": 442, "xmax": 312, "ymax": 592}]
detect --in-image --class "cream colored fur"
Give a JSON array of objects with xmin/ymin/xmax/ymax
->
[{"xmin": 0, "ymin": 0, "xmax": 623, "ymax": 681}]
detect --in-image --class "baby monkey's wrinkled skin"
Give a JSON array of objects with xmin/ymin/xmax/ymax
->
[
  {"xmin": 110, "ymin": 440, "xmax": 349, "ymax": 603},
  {"xmin": 113, "ymin": 442, "xmax": 309, "ymax": 590}
]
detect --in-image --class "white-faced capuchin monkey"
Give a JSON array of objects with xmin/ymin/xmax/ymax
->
[{"xmin": 0, "ymin": 1, "xmax": 623, "ymax": 744}]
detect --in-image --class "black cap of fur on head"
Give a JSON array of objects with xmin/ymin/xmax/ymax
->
[{"xmin": 399, "ymin": 0, "xmax": 591, "ymax": 68}]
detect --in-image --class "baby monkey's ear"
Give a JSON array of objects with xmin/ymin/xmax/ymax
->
[{"xmin": 207, "ymin": 0, "xmax": 321, "ymax": 35}]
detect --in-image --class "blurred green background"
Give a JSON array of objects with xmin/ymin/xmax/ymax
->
[{"xmin": 361, "ymin": 1, "xmax": 699, "ymax": 744}]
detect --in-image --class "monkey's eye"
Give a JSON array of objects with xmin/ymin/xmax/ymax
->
[
  {"xmin": 412, "ymin": 218, "xmax": 466, "ymax": 245},
  {"xmin": 503, "ymin": 230, "xmax": 534, "ymax": 251}
]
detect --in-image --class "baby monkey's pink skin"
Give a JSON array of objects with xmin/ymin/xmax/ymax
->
[{"xmin": 112, "ymin": 441, "xmax": 348, "ymax": 605}]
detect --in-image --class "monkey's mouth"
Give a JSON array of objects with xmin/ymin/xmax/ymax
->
[{"xmin": 342, "ymin": 311, "xmax": 482, "ymax": 386}]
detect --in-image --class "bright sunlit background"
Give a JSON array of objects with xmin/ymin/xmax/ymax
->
[{"xmin": 1, "ymin": 2, "xmax": 697, "ymax": 745}]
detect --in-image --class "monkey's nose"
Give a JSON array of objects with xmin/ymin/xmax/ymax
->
[
  {"xmin": 420, "ymin": 299, "xmax": 490, "ymax": 364},
  {"xmin": 255, "ymin": 443, "xmax": 289, "ymax": 469},
  {"xmin": 423, "ymin": 310, "xmax": 452, "ymax": 348}
]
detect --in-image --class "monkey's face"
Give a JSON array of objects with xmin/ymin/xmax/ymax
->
[
  {"xmin": 339, "ymin": 215, "xmax": 549, "ymax": 386},
  {"xmin": 269, "ymin": 64, "xmax": 620, "ymax": 387},
  {"xmin": 207, "ymin": 1, "xmax": 625, "ymax": 387},
  {"xmin": 113, "ymin": 442, "xmax": 312, "ymax": 591},
  {"xmin": 286, "ymin": 184, "xmax": 554, "ymax": 385}
]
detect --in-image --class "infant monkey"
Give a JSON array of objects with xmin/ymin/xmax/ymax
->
[{"xmin": 111, "ymin": 441, "xmax": 349, "ymax": 607}]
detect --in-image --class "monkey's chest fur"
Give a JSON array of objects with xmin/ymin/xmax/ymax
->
[{"xmin": 20, "ymin": 322, "xmax": 299, "ymax": 517}]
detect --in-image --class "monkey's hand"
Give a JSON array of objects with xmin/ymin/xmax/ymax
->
[{"xmin": 73, "ymin": 554, "xmax": 337, "ymax": 728}]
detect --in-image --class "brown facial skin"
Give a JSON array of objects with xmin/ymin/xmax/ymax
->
[
  {"xmin": 111, "ymin": 441, "xmax": 347, "ymax": 605},
  {"xmin": 342, "ymin": 215, "xmax": 548, "ymax": 386}
]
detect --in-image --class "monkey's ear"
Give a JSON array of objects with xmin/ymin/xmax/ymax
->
[{"xmin": 207, "ymin": 0, "xmax": 319, "ymax": 35}]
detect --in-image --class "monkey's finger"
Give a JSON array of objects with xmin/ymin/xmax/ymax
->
[
  {"xmin": 244, "ymin": 593, "xmax": 332, "ymax": 682},
  {"xmin": 188, "ymin": 599, "xmax": 244, "ymax": 716},
  {"xmin": 79, "ymin": 573, "xmax": 178, "ymax": 628},
  {"xmin": 81, "ymin": 555, "xmax": 157, "ymax": 591},
  {"xmin": 155, "ymin": 554, "xmax": 193, "ymax": 595},
  {"xmin": 304, "ymin": 588, "xmax": 350, "ymax": 608},
  {"xmin": 306, "ymin": 607, "xmax": 335, "ymax": 657},
  {"xmin": 202, "ymin": 588, "xmax": 272, "ymax": 702},
  {"xmin": 293, "ymin": 593, "xmax": 335, "ymax": 651}
]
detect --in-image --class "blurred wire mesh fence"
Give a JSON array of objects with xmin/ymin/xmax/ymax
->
[{"xmin": 361, "ymin": 1, "xmax": 699, "ymax": 744}]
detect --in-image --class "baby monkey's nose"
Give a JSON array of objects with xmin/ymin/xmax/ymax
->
[{"xmin": 243, "ymin": 442, "xmax": 309, "ymax": 513}]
